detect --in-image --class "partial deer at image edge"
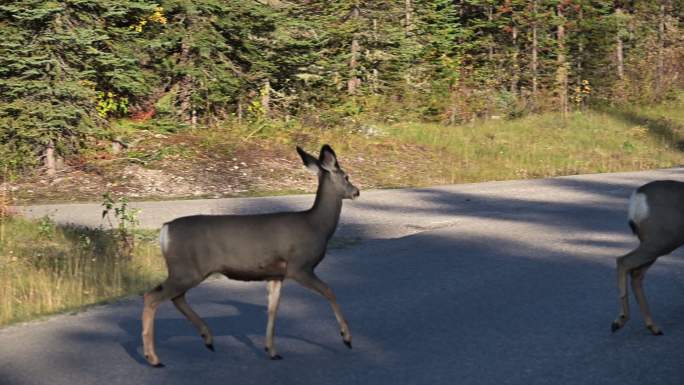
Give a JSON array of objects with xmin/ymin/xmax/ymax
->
[{"xmin": 612, "ymin": 180, "xmax": 684, "ymax": 336}]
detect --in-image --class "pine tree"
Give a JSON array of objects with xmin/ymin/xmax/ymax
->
[
  {"xmin": 0, "ymin": 1, "xmax": 155, "ymax": 171},
  {"xmin": 0, "ymin": 0, "xmax": 683, "ymax": 173}
]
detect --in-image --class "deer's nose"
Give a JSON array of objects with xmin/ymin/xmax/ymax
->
[{"xmin": 352, "ymin": 189, "xmax": 360, "ymax": 199}]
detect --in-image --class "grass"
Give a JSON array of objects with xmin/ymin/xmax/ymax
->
[
  {"xmin": 383, "ymin": 102, "xmax": 684, "ymax": 185},
  {"xmin": 0, "ymin": 216, "xmax": 165, "ymax": 326},
  {"xmin": 236, "ymin": 95, "xmax": 684, "ymax": 189}
]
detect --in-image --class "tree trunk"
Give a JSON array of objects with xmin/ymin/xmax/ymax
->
[
  {"xmin": 44, "ymin": 140, "xmax": 56, "ymax": 177},
  {"xmin": 348, "ymin": 37, "xmax": 360, "ymax": 94},
  {"xmin": 616, "ymin": 35, "xmax": 624, "ymax": 80},
  {"xmin": 261, "ymin": 79, "xmax": 271, "ymax": 118},
  {"xmin": 510, "ymin": 25, "xmax": 519, "ymax": 94},
  {"xmin": 556, "ymin": 2, "xmax": 568, "ymax": 118},
  {"xmin": 347, "ymin": 5, "xmax": 361, "ymax": 95},
  {"xmin": 576, "ymin": 5, "xmax": 584, "ymax": 101},
  {"xmin": 371, "ymin": 17, "xmax": 379, "ymax": 94},
  {"xmin": 615, "ymin": 7, "xmax": 625, "ymax": 80},
  {"xmin": 487, "ymin": 4, "xmax": 494, "ymax": 62},
  {"xmin": 457, "ymin": 0, "xmax": 465, "ymax": 45},
  {"xmin": 531, "ymin": 0, "xmax": 539, "ymax": 98},
  {"xmin": 372, "ymin": 18, "xmax": 378, "ymax": 42},
  {"xmin": 656, "ymin": 0, "xmax": 666, "ymax": 99},
  {"xmin": 404, "ymin": 0, "xmax": 412, "ymax": 36},
  {"xmin": 177, "ymin": 39, "xmax": 194, "ymax": 123}
]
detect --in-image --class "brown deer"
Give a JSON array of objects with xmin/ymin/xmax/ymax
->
[
  {"xmin": 611, "ymin": 180, "xmax": 684, "ymax": 335},
  {"xmin": 142, "ymin": 145, "xmax": 359, "ymax": 367}
]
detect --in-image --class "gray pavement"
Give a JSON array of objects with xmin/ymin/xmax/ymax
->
[{"xmin": 3, "ymin": 168, "xmax": 684, "ymax": 385}]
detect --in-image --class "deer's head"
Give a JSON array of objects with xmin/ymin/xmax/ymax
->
[{"xmin": 297, "ymin": 145, "xmax": 360, "ymax": 200}]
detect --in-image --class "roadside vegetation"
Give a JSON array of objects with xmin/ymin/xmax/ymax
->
[
  {"xmin": 0, "ymin": 206, "xmax": 164, "ymax": 327},
  {"xmin": 8, "ymin": 94, "xmax": 684, "ymax": 204},
  {"xmin": 3, "ymin": 104, "xmax": 684, "ymax": 328},
  {"xmin": 3, "ymin": 1, "xmax": 684, "ymax": 201},
  {"xmin": 385, "ymin": 99, "xmax": 684, "ymax": 184}
]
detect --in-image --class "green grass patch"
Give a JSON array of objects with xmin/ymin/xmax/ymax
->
[
  {"xmin": 0, "ymin": 216, "xmax": 165, "ymax": 326},
  {"xmin": 385, "ymin": 103, "xmax": 684, "ymax": 185}
]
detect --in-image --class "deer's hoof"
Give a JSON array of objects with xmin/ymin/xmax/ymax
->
[
  {"xmin": 647, "ymin": 325, "xmax": 663, "ymax": 336},
  {"xmin": 145, "ymin": 354, "xmax": 164, "ymax": 368},
  {"xmin": 270, "ymin": 354, "xmax": 283, "ymax": 360},
  {"xmin": 205, "ymin": 343, "xmax": 215, "ymax": 352},
  {"xmin": 340, "ymin": 330, "xmax": 352, "ymax": 348},
  {"xmin": 611, "ymin": 321, "xmax": 622, "ymax": 333}
]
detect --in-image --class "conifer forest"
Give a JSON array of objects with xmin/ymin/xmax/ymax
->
[{"xmin": 1, "ymin": 1, "xmax": 683, "ymax": 173}]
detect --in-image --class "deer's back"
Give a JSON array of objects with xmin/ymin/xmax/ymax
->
[
  {"xmin": 631, "ymin": 180, "xmax": 684, "ymax": 250},
  {"xmin": 161, "ymin": 213, "xmax": 326, "ymax": 281}
]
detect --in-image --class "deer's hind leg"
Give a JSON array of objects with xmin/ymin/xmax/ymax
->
[
  {"xmin": 142, "ymin": 277, "xmax": 201, "ymax": 367},
  {"xmin": 612, "ymin": 244, "xmax": 661, "ymax": 333},
  {"xmin": 630, "ymin": 262, "xmax": 663, "ymax": 335},
  {"xmin": 172, "ymin": 293, "xmax": 215, "ymax": 350}
]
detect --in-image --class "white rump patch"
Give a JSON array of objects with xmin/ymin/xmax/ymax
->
[
  {"xmin": 159, "ymin": 223, "xmax": 170, "ymax": 255},
  {"xmin": 628, "ymin": 191, "xmax": 649, "ymax": 224}
]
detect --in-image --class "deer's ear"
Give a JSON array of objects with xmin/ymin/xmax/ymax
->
[
  {"xmin": 319, "ymin": 145, "xmax": 339, "ymax": 172},
  {"xmin": 297, "ymin": 146, "xmax": 320, "ymax": 173}
]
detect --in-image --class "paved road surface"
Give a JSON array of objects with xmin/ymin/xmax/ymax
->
[{"xmin": 3, "ymin": 168, "xmax": 684, "ymax": 385}]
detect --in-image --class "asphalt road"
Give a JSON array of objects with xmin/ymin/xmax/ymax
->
[{"xmin": 3, "ymin": 168, "xmax": 684, "ymax": 385}]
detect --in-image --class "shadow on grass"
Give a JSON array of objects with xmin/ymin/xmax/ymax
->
[{"xmin": 605, "ymin": 108, "xmax": 684, "ymax": 151}]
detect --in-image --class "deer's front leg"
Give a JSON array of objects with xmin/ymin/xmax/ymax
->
[
  {"xmin": 265, "ymin": 279, "xmax": 284, "ymax": 360},
  {"xmin": 293, "ymin": 271, "xmax": 352, "ymax": 348}
]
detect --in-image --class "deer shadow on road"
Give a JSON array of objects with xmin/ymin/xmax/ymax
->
[{"xmin": 115, "ymin": 294, "xmax": 340, "ymax": 367}]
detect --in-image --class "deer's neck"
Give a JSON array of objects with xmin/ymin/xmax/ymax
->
[{"xmin": 308, "ymin": 176, "xmax": 343, "ymax": 240}]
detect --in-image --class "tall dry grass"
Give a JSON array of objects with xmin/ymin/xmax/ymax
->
[{"xmin": 0, "ymin": 217, "xmax": 165, "ymax": 326}]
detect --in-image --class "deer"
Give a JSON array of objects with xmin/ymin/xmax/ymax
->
[
  {"xmin": 611, "ymin": 180, "xmax": 684, "ymax": 336},
  {"xmin": 141, "ymin": 145, "xmax": 360, "ymax": 367}
]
